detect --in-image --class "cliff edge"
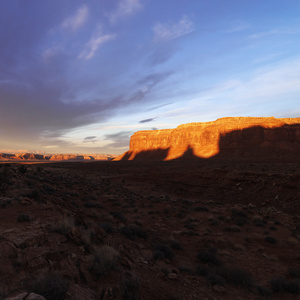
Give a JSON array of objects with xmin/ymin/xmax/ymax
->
[{"xmin": 114, "ymin": 117, "xmax": 300, "ymax": 161}]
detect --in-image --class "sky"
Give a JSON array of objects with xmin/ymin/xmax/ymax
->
[{"xmin": 0, "ymin": 0, "xmax": 300, "ymax": 155}]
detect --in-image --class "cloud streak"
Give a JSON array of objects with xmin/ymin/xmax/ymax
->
[
  {"xmin": 139, "ymin": 118, "xmax": 156, "ymax": 123},
  {"xmin": 104, "ymin": 131, "xmax": 133, "ymax": 148},
  {"xmin": 83, "ymin": 136, "xmax": 98, "ymax": 143},
  {"xmin": 109, "ymin": 0, "xmax": 143, "ymax": 24},
  {"xmin": 62, "ymin": 5, "xmax": 89, "ymax": 31},
  {"xmin": 79, "ymin": 26, "xmax": 116, "ymax": 59},
  {"xmin": 153, "ymin": 15, "xmax": 194, "ymax": 42}
]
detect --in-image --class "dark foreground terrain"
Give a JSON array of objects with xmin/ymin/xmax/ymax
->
[{"xmin": 0, "ymin": 160, "xmax": 299, "ymax": 299}]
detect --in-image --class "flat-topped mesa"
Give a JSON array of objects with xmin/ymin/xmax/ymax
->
[{"xmin": 115, "ymin": 117, "xmax": 300, "ymax": 161}]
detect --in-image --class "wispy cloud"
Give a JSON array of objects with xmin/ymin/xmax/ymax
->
[
  {"xmin": 139, "ymin": 117, "xmax": 156, "ymax": 123},
  {"xmin": 109, "ymin": 0, "xmax": 143, "ymax": 24},
  {"xmin": 62, "ymin": 5, "xmax": 89, "ymax": 31},
  {"xmin": 226, "ymin": 21, "xmax": 250, "ymax": 33},
  {"xmin": 248, "ymin": 29, "xmax": 296, "ymax": 39},
  {"xmin": 192, "ymin": 57, "xmax": 300, "ymax": 114},
  {"xmin": 42, "ymin": 46, "xmax": 64, "ymax": 62},
  {"xmin": 79, "ymin": 26, "xmax": 116, "ymax": 60},
  {"xmin": 147, "ymin": 102, "xmax": 173, "ymax": 111},
  {"xmin": 104, "ymin": 131, "xmax": 133, "ymax": 148},
  {"xmin": 153, "ymin": 15, "xmax": 194, "ymax": 42},
  {"xmin": 83, "ymin": 136, "xmax": 97, "ymax": 143}
]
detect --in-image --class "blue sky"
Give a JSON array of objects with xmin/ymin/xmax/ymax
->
[{"xmin": 0, "ymin": 0, "xmax": 299, "ymax": 154}]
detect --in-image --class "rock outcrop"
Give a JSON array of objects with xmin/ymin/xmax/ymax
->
[
  {"xmin": 115, "ymin": 117, "xmax": 300, "ymax": 161},
  {"xmin": 0, "ymin": 153, "xmax": 116, "ymax": 162}
]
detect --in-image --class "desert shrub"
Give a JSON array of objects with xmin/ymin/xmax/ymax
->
[
  {"xmin": 197, "ymin": 249, "xmax": 222, "ymax": 266},
  {"xmin": 0, "ymin": 287, "xmax": 6, "ymax": 299},
  {"xmin": 253, "ymin": 217, "xmax": 265, "ymax": 227},
  {"xmin": 0, "ymin": 167, "xmax": 10, "ymax": 191},
  {"xmin": 120, "ymin": 225, "xmax": 148, "ymax": 240},
  {"xmin": 218, "ymin": 215, "xmax": 225, "ymax": 221},
  {"xmin": 264, "ymin": 236, "xmax": 277, "ymax": 244},
  {"xmin": 99, "ymin": 222, "xmax": 115, "ymax": 234},
  {"xmin": 52, "ymin": 217, "xmax": 74, "ymax": 235},
  {"xmin": 84, "ymin": 202, "xmax": 103, "ymax": 208},
  {"xmin": 42, "ymin": 184, "xmax": 55, "ymax": 194},
  {"xmin": 152, "ymin": 250, "xmax": 165, "ymax": 260},
  {"xmin": 17, "ymin": 214, "xmax": 30, "ymax": 222},
  {"xmin": 216, "ymin": 266, "xmax": 253, "ymax": 289},
  {"xmin": 231, "ymin": 209, "xmax": 248, "ymax": 226},
  {"xmin": 196, "ymin": 264, "xmax": 209, "ymax": 277},
  {"xmin": 270, "ymin": 277, "xmax": 300, "ymax": 294},
  {"xmin": 289, "ymin": 268, "xmax": 300, "ymax": 278},
  {"xmin": 80, "ymin": 229, "xmax": 91, "ymax": 246},
  {"xmin": 233, "ymin": 217, "xmax": 247, "ymax": 226},
  {"xmin": 0, "ymin": 198, "xmax": 11, "ymax": 208},
  {"xmin": 90, "ymin": 245, "xmax": 119, "ymax": 277},
  {"xmin": 110, "ymin": 211, "xmax": 127, "ymax": 222},
  {"xmin": 195, "ymin": 206, "xmax": 209, "ymax": 212},
  {"xmin": 36, "ymin": 166, "xmax": 43, "ymax": 173},
  {"xmin": 283, "ymin": 280, "xmax": 300, "ymax": 294},
  {"xmin": 184, "ymin": 223, "xmax": 196, "ymax": 230},
  {"xmin": 28, "ymin": 190, "xmax": 41, "ymax": 202},
  {"xmin": 18, "ymin": 165, "xmax": 27, "ymax": 174},
  {"xmin": 269, "ymin": 225, "xmax": 277, "ymax": 231},
  {"xmin": 121, "ymin": 271, "xmax": 139, "ymax": 300},
  {"xmin": 270, "ymin": 277, "xmax": 286, "ymax": 293},
  {"xmin": 170, "ymin": 240, "xmax": 183, "ymax": 250},
  {"xmin": 207, "ymin": 273, "xmax": 226, "ymax": 286},
  {"xmin": 178, "ymin": 266, "xmax": 195, "ymax": 275},
  {"xmin": 231, "ymin": 208, "xmax": 247, "ymax": 218},
  {"xmin": 175, "ymin": 212, "xmax": 185, "ymax": 219},
  {"xmin": 224, "ymin": 226, "xmax": 240, "ymax": 232},
  {"xmin": 29, "ymin": 272, "xmax": 69, "ymax": 300},
  {"xmin": 153, "ymin": 244, "xmax": 174, "ymax": 260},
  {"xmin": 256, "ymin": 285, "xmax": 272, "ymax": 297}
]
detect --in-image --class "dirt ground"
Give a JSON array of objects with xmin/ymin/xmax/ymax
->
[{"xmin": 0, "ymin": 159, "xmax": 299, "ymax": 299}]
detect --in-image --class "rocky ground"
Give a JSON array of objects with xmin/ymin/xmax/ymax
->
[{"xmin": 0, "ymin": 160, "xmax": 299, "ymax": 300}]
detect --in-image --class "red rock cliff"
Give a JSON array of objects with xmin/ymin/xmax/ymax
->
[{"xmin": 115, "ymin": 117, "xmax": 300, "ymax": 161}]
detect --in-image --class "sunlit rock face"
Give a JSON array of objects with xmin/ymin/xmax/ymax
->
[
  {"xmin": 115, "ymin": 117, "xmax": 300, "ymax": 161},
  {"xmin": 0, "ymin": 153, "xmax": 116, "ymax": 161}
]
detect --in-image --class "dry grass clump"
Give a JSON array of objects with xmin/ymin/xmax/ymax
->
[
  {"xmin": 90, "ymin": 245, "xmax": 119, "ymax": 277},
  {"xmin": 17, "ymin": 213, "xmax": 31, "ymax": 222},
  {"xmin": 120, "ymin": 225, "xmax": 148, "ymax": 240},
  {"xmin": 153, "ymin": 244, "xmax": 174, "ymax": 260},
  {"xmin": 52, "ymin": 217, "xmax": 74, "ymax": 236},
  {"xmin": 270, "ymin": 277, "xmax": 300, "ymax": 295},
  {"xmin": 121, "ymin": 271, "xmax": 140, "ymax": 300},
  {"xmin": 29, "ymin": 271, "xmax": 69, "ymax": 300}
]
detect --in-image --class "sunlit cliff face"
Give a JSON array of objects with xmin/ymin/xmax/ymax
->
[{"xmin": 115, "ymin": 117, "xmax": 300, "ymax": 161}]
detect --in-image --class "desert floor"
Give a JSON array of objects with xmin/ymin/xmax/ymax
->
[{"xmin": 0, "ymin": 159, "xmax": 299, "ymax": 299}]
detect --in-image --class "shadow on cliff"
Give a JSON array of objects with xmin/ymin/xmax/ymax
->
[
  {"xmin": 120, "ymin": 148, "xmax": 170, "ymax": 161},
  {"xmin": 118, "ymin": 123, "xmax": 300, "ymax": 162}
]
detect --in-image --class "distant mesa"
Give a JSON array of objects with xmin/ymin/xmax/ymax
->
[
  {"xmin": 0, "ymin": 153, "xmax": 116, "ymax": 162},
  {"xmin": 114, "ymin": 117, "xmax": 300, "ymax": 161}
]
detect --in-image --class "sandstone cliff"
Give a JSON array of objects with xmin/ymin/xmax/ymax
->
[{"xmin": 115, "ymin": 117, "xmax": 300, "ymax": 161}]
